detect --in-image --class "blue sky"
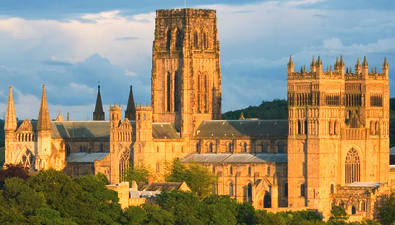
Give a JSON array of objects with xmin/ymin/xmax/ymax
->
[{"xmin": 0, "ymin": 0, "xmax": 394, "ymax": 120}]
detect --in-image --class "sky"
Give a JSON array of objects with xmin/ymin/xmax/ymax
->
[{"xmin": 0, "ymin": 0, "xmax": 394, "ymax": 120}]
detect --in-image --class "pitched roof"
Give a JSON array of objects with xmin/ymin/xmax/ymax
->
[
  {"xmin": 152, "ymin": 123, "xmax": 180, "ymax": 139},
  {"xmin": 138, "ymin": 182, "xmax": 186, "ymax": 191},
  {"xmin": 51, "ymin": 121, "xmax": 111, "ymax": 139},
  {"xmin": 66, "ymin": 152, "xmax": 109, "ymax": 163},
  {"xmin": 196, "ymin": 120, "xmax": 288, "ymax": 138},
  {"xmin": 181, "ymin": 153, "xmax": 287, "ymax": 164}
]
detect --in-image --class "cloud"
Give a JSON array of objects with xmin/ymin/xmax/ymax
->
[{"xmin": 114, "ymin": 36, "xmax": 139, "ymax": 41}]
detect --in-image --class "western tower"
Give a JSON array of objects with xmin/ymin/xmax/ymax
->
[{"xmin": 151, "ymin": 9, "xmax": 222, "ymax": 138}]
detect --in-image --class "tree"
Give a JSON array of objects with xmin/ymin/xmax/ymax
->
[
  {"xmin": 377, "ymin": 193, "xmax": 395, "ymax": 225},
  {"xmin": 124, "ymin": 164, "xmax": 152, "ymax": 186},
  {"xmin": 0, "ymin": 164, "xmax": 30, "ymax": 185},
  {"xmin": 165, "ymin": 159, "xmax": 218, "ymax": 199},
  {"xmin": 121, "ymin": 206, "xmax": 147, "ymax": 225},
  {"xmin": 253, "ymin": 210, "xmax": 286, "ymax": 225},
  {"xmin": 328, "ymin": 206, "xmax": 348, "ymax": 224}
]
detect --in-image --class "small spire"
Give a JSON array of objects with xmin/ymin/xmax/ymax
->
[
  {"xmin": 125, "ymin": 85, "xmax": 136, "ymax": 120},
  {"xmin": 375, "ymin": 66, "xmax": 377, "ymax": 73},
  {"xmin": 350, "ymin": 66, "xmax": 353, "ymax": 73},
  {"xmin": 67, "ymin": 112, "xmax": 70, "ymax": 121},
  {"xmin": 303, "ymin": 65, "xmax": 306, "ymax": 72},
  {"xmin": 300, "ymin": 66, "xmax": 303, "ymax": 73},
  {"xmin": 239, "ymin": 112, "xmax": 245, "ymax": 120},
  {"xmin": 317, "ymin": 55, "xmax": 321, "ymax": 64},
  {"xmin": 330, "ymin": 65, "xmax": 332, "ymax": 72},
  {"xmin": 311, "ymin": 56, "xmax": 315, "ymax": 66},
  {"xmin": 4, "ymin": 86, "xmax": 17, "ymax": 131},
  {"xmin": 371, "ymin": 68, "xmax": 373, "ymax": 73},
  {"xmin": 383, "ymin": 56, "xmax": 388, "ymax": 67},
  {"xmin": 340, "ymin": 55, "xmax": 344, "ymax": 64},
  {"xmin": 346, "ymin": 67, "xmax": 349, "ymax": 73},
  {"xmin": 37, "ymin": 85, "xmax": 51, "ymax": 131},
  {"xmin": 93, "ymin": 84, "xmax": 105, "ymax": 121},
  {"xmin": 335, "ymin": 57, "xmax": 339, "ymax": 66},
  {"xmin": 56, "ymin": 110, "xmax": 64, "ymax": 121},
  {"xmin": 362, "ymin": 56, "xmax": 368, "ymax": 67},
  {"xmin": 326, "ymin": 66, "xmax": 329, "ymax": 72},
  {"xmin": 356, "ymin": 58, "xmax": 360, "ymax": 65}
]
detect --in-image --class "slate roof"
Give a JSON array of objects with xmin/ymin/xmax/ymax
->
[
  {"xmin": 152, "ymin": 123, "xmax": 180, "ymax": 139},
  {"xmin": 390, "ymin": 147, "xmax": 395, "ymax": 155},
  {"xmin": 181, "ymin": 153, "xmax": 287, "ymax": 164},
  {"xmin": 51, "ymin": 121, "xmax": 111, "ymax": 139},
  {"xmin": 196, "ymin": 120, "xmax": 288, "ymax": 138},
  {"xmin": 138, "ymin": 182, "xmax": 185, "ymax": 191},
  {"xmin": 66, "ymin": 152, "xmax": 109, "ymax": 163}
]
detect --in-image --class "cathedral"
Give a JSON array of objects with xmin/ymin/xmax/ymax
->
[{"xmin": 4, "ymin": 8, "xmax": 393, "ymax": 221}]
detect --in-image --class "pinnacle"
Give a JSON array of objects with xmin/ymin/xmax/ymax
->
[{"xmin": 37, "ymin": 84, "xmax": 51, "ymax": 131}]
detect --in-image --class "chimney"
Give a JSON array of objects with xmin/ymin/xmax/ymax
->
[{"xmin": 148, "ymin": 177, "xmax": 154, "ymax": 185}]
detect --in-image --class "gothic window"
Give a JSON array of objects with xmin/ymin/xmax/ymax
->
[
  {"xmin": 204, "ymin": 74, "xmax": 208, "ymax": 112},
  {"xmin": 263, "ymin": 142, "xmax": 268, "ymax": 153},
  {"xmin": 175, "ymin": 29, "xmax": 182, "ymax": 48},
  {"xmin": 352, "ymin": 206, "xmax": 356, "ymax": 215},
  {"xmin": 229, "ymin": 182, "xmax": 234, "ymax": 196},
  {"xmin": 300, "ymin": 184, "xmax": 306, "ymax": 197},
  {"xmin": 278, "ymin": 142, "xmax": 285, "ymax": 153},
  {"xmin": 284, "ymin": 183, "xmax": 288, "ymax": 197},
  {"xmin": 194, "ymin": 31, "xmax": 199, "ymax": 48},
  {"xmin": 166, "ymin": 29, "xmax": 171, "ymax": 50},
  {"xmin": 246, "ymin": 183, "xmax": 252, "ymax": 202},
  {"xmin": 230, "ymin": 166, "xmax": 233, "ymax": 175},
  {"xmin": 100, "ymin": 143, "xmax": 104, "ymax": 152},
  {"xmin": 345, "ymin": 148, "xmax": 360, "ymax": 184},
  {"xmin": 360, "ymin": 201, "xmax": 366, "ymax": 211},
  {"xmin": 228, "ymin": 143, "xmax": 232, "ymax": 153},
  {"xmin": 174, "ymin": 72, "xmax": 178, "ymax": 112},
  {"xmin": 242, "ymin": 142, "xmax": 247, "ymax": 152},
  {"xmin": 330, "ymin": 184, "xmax": 334, "ymax": 194},
  {"xmin": 196, "ymin": 143, "xmax": 200, "ymax": 153},
  {"xmin": 66, "ymin": 144, "xmax": 71, "ymax": 157},
  {"xmin": 166, "ymin": 72, "xmax": 171, "ymax": 112},
  {"xmin": 19, "ymin": 149, "xmax": 34, "ymax": 168},
  {"xmin": 248, "ymin": 166, "xmax": 251, "ymax": 176},
  {"xmin": 297, "ymin": 120, "xmax": 302, "ymax": 135},
  {"xmin": 267, "ymin": 166, "xmax": 270, "ymax": 176},
  {"xmin": 208, "ymin": 143, "xmax": 213, "ymax": 153},
  {"xmin": 119, "ymin": 149, "xmax": 130, "ymax": 182},
  {"xmin": 203, "ymin": 32, "xmax": 208, "ymax": 49}
]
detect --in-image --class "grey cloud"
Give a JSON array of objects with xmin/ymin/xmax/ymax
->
[{"xmin": 113, "ymin": 36, "xmax": 139, "ymax": 41}]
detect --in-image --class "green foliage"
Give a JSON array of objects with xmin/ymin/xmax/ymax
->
[
  {"xmin": 96, "ymin": 172, "xmax": 110, "ymax": 185},
  {"xmin": 165, "ymin": 159, "xmax": 218, "ymax": 199},
  {"xmin": 121, "ymin": 206, "xmax": 147, "ymax": 225},
  {"xmin": 328, "ymin": 206, "xmax": 348, "ymax": 224},
  {"xmin": 222, "ymin": 99, "xmax": 288, "ymax": 120},
  {"xmin": 0, "ymin": 147, "xmax": 4, "ymax": 168},
  {"xmin": 124, "ymin": 164, "xmax": 152, "ymax": 186},
  {"xmin": 377, "ymin": 193, "xmax": 395, "ymax": 225}
]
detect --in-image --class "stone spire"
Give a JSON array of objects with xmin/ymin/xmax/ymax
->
[
  {"xmin": 125, "ymin": 85, "xmax": 136, "ymax": 120},
  {"xmin": 4, "ymin": 86, "xmax": 17, "ymax": 131},
  {"xmin": 93, "ymin": 85, "xmax": 105, "ymax": 121},
  {"xmin": 37, "ymin": 85, "xmax": 51, "ymax": 131},
  {"xmin": 67, "ymin": 112, "xmax": 70, "ymax": 121},
  {"xmin": 56, "ymin": 110, "xmax": 64, "ymax": 121}
]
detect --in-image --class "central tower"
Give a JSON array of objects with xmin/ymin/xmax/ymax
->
[{"xmin": 151, "ymin": 9, "xmax": 222, "ymax": 138}]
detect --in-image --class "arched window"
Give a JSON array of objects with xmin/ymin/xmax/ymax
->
[
  {"xmin": 298, "ymin": 120, "xmax": 302, "ymax": 134},
  {"xmin": 229, "ymin": 182, "xmax": 234, "ymax": 196},
  {"xmin": 19, "ymin": 149, "xmax": 34, "ymax": 168},
  {"xmin": 66, "ymin": 144, "xmax": 71, "ymax": 157},
  {"xmin": 194, "ymin": 31, "xmax": 199, "ymax": 48},
  {"xmin": 267, "ymin": 166, "xmax": 270, "ymax": 176},
  {"xmin": 242, "ymin": 143, "xmax": 247, "ymax": 153},
  {"xmin": 330, "ymin": 184, "xmax": 334, "ymax": 194},
  {"xmin": 360, "ymin": 200, "xmax": 366, "ymax": 211},
  {"xmin": 301, "ymin": 184, "xmax": 306, "ymax": 197},
  {"xmin": 278, "ymin": 142, "xmax": 285, "ymax": 153},
  {"xmin": 230, "ymin": 166, "xmax": 233, "ymax": 175},
  {"xmin": 174, "ymin": 72, "xmax": 178, "ymax": 112},
  {"xmin": 345, "ymin": 148, "xmax": 360, "ymax": 183},
  {"xmin": 246, "ymin": 183, "xmax": 252, "ymax": 202},
  {"xmin": 119, "ymin": 149, "xmax": 130, "ymax": 182},
  {"xmin": 166, "ymin": 29, "xmax": 171, "ymax": 50},
  {"xmin": 204, "ymin": 74, "xmax": 208, "ymax": 112},
  {"xmin": 100, "ymin": 143, "xmax": 104, "ymax": 152},
  {"xmin": 175, "ymin": 29, "xmax": 182, "ymax": 48},
  {"xmin": 228, "ymin": 143, "xmax": 232, "ymax": 152},
  {"xmin": 352, "ymin": 206, "xmax": 356, "ymax": 215},
  {"xmin": 248, "ymin": 166, "xmax": 251, "ymax": 176},
  {"xmin": 212, "ymin": 166, "xmax": 215, "ymax": 173},
  {"xmin": 284, "ymin": 183, "xmax": 288, "ymax": 197},
  {"xmin": 208, "ymin": 143, "xmax": 213, "ymax": 153},
  {"xmin": 203, "ymin": 32, "xmax": 208, "ymax": 49},
  {"xmin": 166, "ymin": 72, "xmax": 171, "ymax": 112},
  {"xmin": 143, "ymin": 114, "xmax": 146, "ymax": 120},
  {"xmin": 196, "ymin": 143, "xmax": 200, "ymax": 153},
  {"xmin": 263, "ymin": 142, "xmax": 268, "ymax": 153}
]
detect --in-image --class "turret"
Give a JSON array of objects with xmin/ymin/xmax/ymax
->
[
  {"xmin": 339, "ymin": 55, "xmax": 345, "ymax": 78},
  {"xmin": 362, "ymin": 56, "xmax": 369, "ymax": 79},
  {"xmin": 334, "ymin": 57, "xmax": 339, "ymax": 73},
  {"xmin": 36, "ymin": 85, "xmax": 52, "ymax": 170},
  {"xmin": 382, "ymin": 56, "xmax": 389, "ymax": 78},
  {"xmin": 110, "ymin": 103, "xmax": 121, "ymax": 129},
  {"xmin": 4, "ymin": 86, "xmax": 17, "ymax": 132},
  {"xmin": 125, "ymin": 85, "xmax": 136, "ymax": 120},
  {"xmin": 136, "ymin": 103, "xmax": 152, "ymax": 142},
  {"xmin": 355, "ymin": 58, "xmax": 361, "ymax": 75},
  {"xmin": 93, "ymin": 85, "xmax": 105, "ymax": 121},
  {"xmin": 287, "ymin": 55, "xmax": 294, "ymax": 76},
  {"xmin": 315, "ymin": 55, "xmax": 322, "ymax": 77},
  {"xmin": 310, "ymin": 56, "xmax": 316, "ymax": 72}
]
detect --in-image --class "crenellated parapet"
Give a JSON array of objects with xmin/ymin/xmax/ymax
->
[
  {"xmin": 156, "ymin": 8, "xmax": 216, "ymax": 18},
  {"xmin": 288, "ymin": 55, "xmax": 389, "ymax": 81}
]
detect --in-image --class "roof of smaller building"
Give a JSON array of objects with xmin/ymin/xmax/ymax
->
[
  {"xmin": 138, "ymin": 182, "xmax": 185, "ymax": 191},
  {"xmin": 51, "ymin": 121, "xmax": 111, "ymax": 139},
  {"xmin": 196, "ymin": 120, "xmax": 288, "ymax": 138},
  {"xmin": 152, "ymin": 123, "xmax": 180, "ymax": 139},
  {"xmin": 345, "ymin": 182, "xmax": 385, "ymax": 188},
  {"xmin": 181, "ymin": 153, "xmax": 287, "ymax": 164},
  {"xmin": 66, "ymin": 152, "xmax": 109, "ymax": 163},
  {"xmin": 390, "ymin": 147, "xmax": 395, "ymax": 155}
]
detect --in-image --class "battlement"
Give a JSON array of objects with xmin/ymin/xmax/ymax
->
[
  {"xmin": 156, "ymin": 8, "xmax": 216, "ymax": 19},
  {"xmin": 136, "ymin": 103, "xmax": 152, "ymax": 111},
  {"xmin": 110, "ymin": 103, "xmax": 121, "ymax": 111}
]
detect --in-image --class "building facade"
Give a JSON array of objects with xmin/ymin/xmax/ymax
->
[{"xmin": 3, "ymin": 8, "xmax": 391, "ymax": 220}]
